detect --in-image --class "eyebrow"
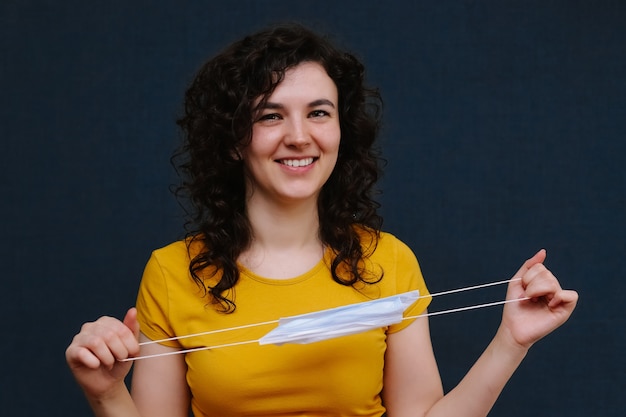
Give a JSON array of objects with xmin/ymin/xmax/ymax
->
[{"xmin": 259, "ymin": 99, "xmax": 336, "ymax": 110}]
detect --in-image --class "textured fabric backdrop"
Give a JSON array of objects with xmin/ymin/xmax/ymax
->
[{"xmin": 1, "ymin": 1, "xmax": 624, "ymax": 416}]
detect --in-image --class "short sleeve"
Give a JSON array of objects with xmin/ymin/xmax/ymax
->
[
  {"xmin": 386, "ymin": 238, "xmax": 431, "ymax": 334},
  {"xmin": 135, "ymin": 252, "xmax": 181, "ymax": 347}
]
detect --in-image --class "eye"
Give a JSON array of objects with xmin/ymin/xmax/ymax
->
[
  {"xmin": 309, "ymin": 109, "xmax": 330, "ymax": 118},
  {"xmin": 257, "ymin": 113, "xmax": 282, "ymax": 122}
]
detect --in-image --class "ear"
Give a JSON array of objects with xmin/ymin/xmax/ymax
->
[{"xmin": 231, "ymin": 147, "xmax": 244, "ymax": 161}]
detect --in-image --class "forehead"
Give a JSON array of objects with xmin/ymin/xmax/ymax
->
[{"xmin": 269, "ymin": 62, "xmax": 338, "ymax": 101}]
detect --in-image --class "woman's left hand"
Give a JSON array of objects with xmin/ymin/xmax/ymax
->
[{"xmin": 499, "ymin": 249, "xmax": 578, "ymax": 349}]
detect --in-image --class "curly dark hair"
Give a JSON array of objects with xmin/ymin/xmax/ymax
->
[{"xmin": 173, "ymin": 23, "xmax": 384, "ymax": 312}]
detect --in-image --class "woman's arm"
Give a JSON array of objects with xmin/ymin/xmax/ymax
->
[
  {"xmin": 66, "ymin": 309, "xmax": 190, "ymax": 417},
  {"xmin": 383, "ymin": 250, "xmax": 578, "ymax": 417},
  {"xmin": 131, "ymin": 333, "xmax": 190, "ymax": 416},
  {"xmin": 382, "ymin": 312, "xmax": 444, "ymax": 416}
]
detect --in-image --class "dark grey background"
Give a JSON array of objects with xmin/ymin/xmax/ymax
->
[{"xmin": 2, "ymin": 1, "xmax": 624, "ymax": 416}]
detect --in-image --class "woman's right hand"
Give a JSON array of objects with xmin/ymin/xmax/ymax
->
[{"xmin": 65, "ymin": 307, "xmax": 140, "ymax": 398}]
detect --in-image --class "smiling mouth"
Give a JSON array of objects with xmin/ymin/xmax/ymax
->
[{"xmin": 277, "ymin": 157, "xmax": 316, "ymax": 167}]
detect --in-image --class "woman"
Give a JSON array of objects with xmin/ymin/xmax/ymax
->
[{"xmin": 66, "ymin": 24, "xmax": 578, "ymax": 417}]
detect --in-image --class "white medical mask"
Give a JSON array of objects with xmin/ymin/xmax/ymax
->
[{"xmin": 259, "ymin": 290, "xmax": 421, "ymax": 345}]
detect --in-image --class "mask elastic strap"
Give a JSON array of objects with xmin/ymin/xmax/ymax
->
[{"xmin": 122, "ymin": 277, "xmax": 524, "ymax": 361}]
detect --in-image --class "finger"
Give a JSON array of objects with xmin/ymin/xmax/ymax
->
[
  {"xmin": 122, "ymin": 307, "xmax": 141, "ymax": 357},
  {"xmin": 75, "ymin": 327, "xmax": 118, "ymax": 368},
  {"xmin": 66, "ymin": 343, "xmax": 102, "ymax": 370},
  {"xmin": 522, "ymin": 265, "xmax": 562, "ymax": 301},
  {"xmin": 123, "ymin": 307, "xmax": 140, "ymax": 339},
  {"xmin": 513, "ymin": 249, "xmax": 547, "ymax": 278},
  {"xmin": 97, "ymin": 316, "xmax": 142, "ymax": 364},
  {"xmin": 547, "ymin": 289, "xmax": 579, "ymax": 309},
  {"xmin": 77, "ymin": 317, "xmax": 137, "ymax": 367}
]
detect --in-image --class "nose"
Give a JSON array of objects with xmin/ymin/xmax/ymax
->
[{"xmin": 283, "ymin": 117, "xmax": 310, "ymax": 148}]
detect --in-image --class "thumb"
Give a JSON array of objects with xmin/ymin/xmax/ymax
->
[
  {"xmin": 514, "ymin": 249, "xmax": 547, "ymax": 278},
  {"xmin": 123, "ymin": 307, "xmax": 140, "ymax": 340}
]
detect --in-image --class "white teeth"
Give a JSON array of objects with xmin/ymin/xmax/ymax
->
[{"xmin": 280, "ymin": 157, "xmax": 314, "ymax": 167}]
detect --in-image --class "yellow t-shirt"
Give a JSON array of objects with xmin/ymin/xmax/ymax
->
[{"xmin": 136, "ymin": 231, "xmax": 431, "ymax": 417}]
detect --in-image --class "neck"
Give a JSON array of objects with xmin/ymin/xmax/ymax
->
[
  {"xmin": 246, "ymin": 194, "xmax": 321, "ymax": 250},
  {"xmin": 240, "ymin": 193, "xmax": 325, "ymax": 278}
]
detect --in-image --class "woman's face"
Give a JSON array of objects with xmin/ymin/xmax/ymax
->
[{"xmin": 242, "ymin": 61, "xmax": 340, "ymax": 206}]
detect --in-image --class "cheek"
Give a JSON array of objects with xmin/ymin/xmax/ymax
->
[
  {"xmin": 320, "ymin": 125, "xmax": 342, "ymax": 152},
  {"xmin": 244, "ymin": 133, "xmax": 273, "ymax": 161}
]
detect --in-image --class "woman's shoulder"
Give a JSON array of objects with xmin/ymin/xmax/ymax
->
[
  {"xmin": 374, "ymin": 231, "xmax": 417, "ymax": 264},
  {"xmin": 376, "ymin": 230, "xmax": 406, "ymax": 246},
  {"xmin": 354, "ymin": 226, "xmax": 415, "ymax": 259},
  {"xmin": 139, "ymin": 240, "xmax": 189, "ymax": 281},
  {"xmin": 149, "ymin": 239, "xmax": 188, "ymax": 265},
  {"xmin": 146, "ymin": 236, "xmax": 219, "ymax": 285},
  {"xmin": 139, "ymin": 238, "xmax": 208, "ymax": 294},
  {"xmin": 150, "ymin": 236, "xmax": 205, "ymax": 262}
]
